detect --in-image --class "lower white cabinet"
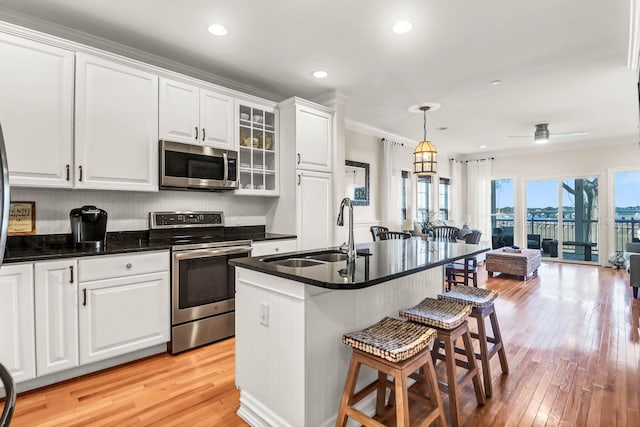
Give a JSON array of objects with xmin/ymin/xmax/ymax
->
[
  {"xmin": 296, "ymin": 170, "xmax": 333, "ymax": 250},
  {"xmin": 251, "ymin": 239, "xmax": 297, "ymax": 257},
  {"xmin": 35, "ymin": 259, "xmax": 79, "ymax": 376},
  {"xmin": 78, "ymin": 252, "xmax": 170, "ymax": 364},
  {"xmin": 0, "ymin": 264, "xmax": 36, "ymax": 384}
]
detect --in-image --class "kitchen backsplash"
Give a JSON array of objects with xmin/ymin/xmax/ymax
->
[{"xmin": 11, "ymin": 188, "xmax": 274, "ymax": 235}]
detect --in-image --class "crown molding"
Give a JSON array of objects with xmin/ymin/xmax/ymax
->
[
  {"xmin": 311, "ymin": 90, "xmax": 350, "ymax": 107},
  {"xmin": 0, "ymin": 7, "xmax": 283, "ymax": 102},
  {"xmin": 345, "ymin": 119, "xmax": 415, "ymax": 145}
]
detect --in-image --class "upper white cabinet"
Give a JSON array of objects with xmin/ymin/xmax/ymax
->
[
  {"xmin": 0, "ymin": 263, "xmax": 36, "ymax": 384},
  {"xmin": 236, "ymin": 101, "xmax": 279, "ymax": 195},
  {"xmin": 292, "ymin": 100, "xmax": 334, "ymax": 173},
  {"xmin": 0, "ymin": 33, "xmax": 74, "ymax": 188},
  {"xmin": 159, "ymin": 77, "xmax": 234, "ymax": 150},
  {"xmin": 35, "ymin": 259, "xmax": 79, "ymax": 376},
  {"xmin": 75, "ymin": 53, "xmax": 159, "ymax": 191}
]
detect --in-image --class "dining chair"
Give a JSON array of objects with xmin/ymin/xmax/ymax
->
[
  {"xmin": 379, "ymin": 231, "xmax": 412, "ymax": 240},
  {"xmin": 432, "ymin": 226, "xmax": 460, "ymax": 242},
  {"xmin": 370, "ymin": 226, "xmax": 389, "ymax": 241},
  {"xmin": 447, "ymin": 230, "xmax": 482, "ymax": 288},
  {"xmin": 0, "ymin": 362, "xmax": 16, "ymax": 427}
]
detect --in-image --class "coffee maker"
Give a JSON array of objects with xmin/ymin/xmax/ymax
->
[{"xmin": 70, "ymin": 205, "xmax": 108, "ymax": 249}]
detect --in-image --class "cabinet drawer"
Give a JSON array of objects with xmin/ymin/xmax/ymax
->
[
  {"xmin": 251, "ymin": 239, "xmax": 297, "ymax": 257},
  {"xmin": 79, "ymin": 251, "xmax": 169, "ymax": 282}
]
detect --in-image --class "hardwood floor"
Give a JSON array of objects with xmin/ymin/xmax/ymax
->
[{"xmin": 8, "ymin": 262, "xmax": 640, "ymax": 426}]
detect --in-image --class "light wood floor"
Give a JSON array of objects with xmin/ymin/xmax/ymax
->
[{"xmin": 7, "ymin": 262, "xmax": 640, "ymax": 426}]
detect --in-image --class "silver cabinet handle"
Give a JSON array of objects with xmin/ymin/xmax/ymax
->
[
  {"xmin": 202, "ymin": 128, "xmax": 206, "ymax": 141},
  {"xmin": 78, "ymin": 165, "xmax": 83, "ymax": 182},
  {"xmin": 66, "ymin": 164, "xmax": 70, "ymax": 181},
  {"xmin": 297, "ymin": 153, "xmax": 301, "ymax": 164},
  {"xmin": 297, "ymin": 174, "xmax": 301, "ymax": 185},
  {"xmin": 82, "ymin": 288, "xmax": 87, "ymax": 306},
  {"xmin": 69, "ymin": 265, "xmax": 74, "ymax": 284},
  {"xmin": 195, "ymin": 127, "xmax": 198, "ymax": 140},
  {"xmin": 126, "ymin": 263, "xmax": 132, "ymax": 269}
]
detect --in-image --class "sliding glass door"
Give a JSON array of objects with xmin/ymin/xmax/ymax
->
[{"xmin": 526, "ymin": 178, "xmax": 599, "ymax": 263}]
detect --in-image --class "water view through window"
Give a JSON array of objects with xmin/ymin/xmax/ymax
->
[{"xmin": 614, "ymin": 171, "xmax": 640, "ymax": 251}]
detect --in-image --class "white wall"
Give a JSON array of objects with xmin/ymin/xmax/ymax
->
[{"xmin": 11, "ymin": 188, "xmax": 276, "ymax": 234}]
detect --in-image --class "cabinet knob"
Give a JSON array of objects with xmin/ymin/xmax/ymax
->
[
  {"xmin": 275, "ymin": 247, "xmax": 279, "ymax": 252},
  {"xmin": 126, "ymin": 263, "xmax": 132, "ymax": 269}
]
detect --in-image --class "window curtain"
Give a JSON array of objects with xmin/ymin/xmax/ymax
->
[
  {"xmin": 451, "ymin": 160, "xmax": 463, "ymax": 224},
  {"xmin": 466, "ymin": 159, "xmax": 493, "ymax": 242},
  {"xmin": 381, "ymin": 139, "xmax": 404, "ymax": 231}
]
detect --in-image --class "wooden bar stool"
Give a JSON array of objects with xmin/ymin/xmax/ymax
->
[
  {"xmin": 336, "ymin": 317, "xmax": 447, "ymax": 427},
  {"xmin": 400, "ymin": 298, "xmax": 485, "ymax": 427},
  {"xmin": 438, "ymin": 285, "xmax": 509, "ymax": 397}
]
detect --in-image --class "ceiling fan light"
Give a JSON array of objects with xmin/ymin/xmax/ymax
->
[{"xmin": 534, "ymin": 123, "xmax": 550, "ymax": 144}]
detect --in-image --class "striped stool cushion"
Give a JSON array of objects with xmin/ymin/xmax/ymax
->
[
  {"xmin": 438, "ymin": 285, "xmax": 498, "ymax": 308},
  {"xmin": 399, "ymin": 298, "xmax": 471, "ymax": 330},
  {"xmin": 342, "ymin": 317, "xmax": 436, "ymax": 363}
]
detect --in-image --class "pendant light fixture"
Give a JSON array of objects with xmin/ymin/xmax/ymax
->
[{"xmin": 413, "ymin": 106, "xmax": 437, "ymax": 175}]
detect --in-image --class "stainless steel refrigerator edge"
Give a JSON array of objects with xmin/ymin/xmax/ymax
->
[{"xmin": 0, "ymin": 123, "xmax": 11, "ymax": 266}]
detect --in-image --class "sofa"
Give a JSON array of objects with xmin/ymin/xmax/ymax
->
[{"xmin": 624, "ymin": 242, "xmax": 640, "ymax": 299}]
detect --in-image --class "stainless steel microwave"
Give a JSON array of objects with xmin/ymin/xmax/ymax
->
[{"xmin": 160, "ymin": 140, "xmax": 238, "ymax": 191}]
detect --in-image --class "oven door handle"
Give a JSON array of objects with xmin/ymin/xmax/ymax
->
[{"xmin": 174, "ymin": 246, "xmax": 252, "ymax": 260}]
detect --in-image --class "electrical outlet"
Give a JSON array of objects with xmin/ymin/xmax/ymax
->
[{"xmin": 260, "ymin": 302, "xmax": 269, "ymax": 326}]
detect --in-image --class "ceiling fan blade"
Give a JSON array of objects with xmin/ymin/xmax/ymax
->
[{"xmin": 549, "ymin": 131, "xmax": 589, "ymax": 138}]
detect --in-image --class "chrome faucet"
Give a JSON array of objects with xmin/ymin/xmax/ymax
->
[{"xmin": 337, "ymin": 197, "xmax": 356, "ymax": 263}]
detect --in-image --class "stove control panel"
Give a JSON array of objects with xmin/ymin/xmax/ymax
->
[{"xmin": 149, "ymin": 211, "xmax": 224, "ymax": 229}]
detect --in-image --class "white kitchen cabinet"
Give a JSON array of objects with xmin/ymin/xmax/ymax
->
[
  {"xmin": 251, "ymin": 239, "xmax": 297, "ymax": 257},
  {"xmin": 159, "ymin": 77, "xmax": 234, "ymax": 149},
  {"xmin": 75, "ymin": 53, "xmax": 159, "ymax": 191},
  {"xmin": 296, "ymin": 171, "xmax": 333, "ymax": 250},
  {"xmin": 78, "ymin": 251, "xmax": 170, "ymax": 364},
  {"xmin": 293, "ymin": 99, "xmax": 334, "ymax": 173},
  {"xmin": 237, "ymin": 101, "xmax": 279, "ymax": 195},
  {"xmin": 0, "ymin": 263, "xmax": 36, "ymax": 384},
  {"xmin": 34, "ymin": 259, "xmax": 79, "ymax": 376},
  {"xmin": 0, "ymin": 33, "xmax": 74, "ymax": 188}
]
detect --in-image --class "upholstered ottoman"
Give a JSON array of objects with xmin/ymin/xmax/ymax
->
[{"xmin": 485, "ymin": 248, "xmax": 541, "ymax": 280}]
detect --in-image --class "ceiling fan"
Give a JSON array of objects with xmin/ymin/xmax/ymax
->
[{"xmin": 509, "ymin": 123, "xmax": 589, "ymax": 144}]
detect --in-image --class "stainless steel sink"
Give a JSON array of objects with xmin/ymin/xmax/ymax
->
[
  {"xmin": 270, "ymin": 258, "xmax": 325, "ymax": 268},
  {"xmin": 261, "ymin": 249, "xmax": 371, "ymax": 267},
  {"xmin": 304, "ymin": 252, "xmax": 348, "ymax": 262}
]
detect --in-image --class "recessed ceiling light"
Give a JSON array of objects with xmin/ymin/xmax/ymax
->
[
  {"xmin": 490, "ymin": 80, "xmax": 502, "ymax": 86},
  {"xmin": 393, "ymin": 21, "xmax": 412, "ymax": 34},
  {"xmin": 312, "ymin": 70, "xmax": 328, "ymax": 79},
  {"xmin": 208, "ymin": 24, "xmax": 228, "ymax": 36},
  {"xmin": 480, "ymin": 145, "xmax": 488, "ymax": 149}
]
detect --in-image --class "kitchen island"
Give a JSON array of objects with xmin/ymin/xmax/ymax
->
[{"xmin": 231, "ymin": 239, "xmax": 490, "ymax": 427}]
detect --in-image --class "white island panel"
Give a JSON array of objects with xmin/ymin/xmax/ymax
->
[{"xmin": 235, "ymin": 266, "xmax": 444, "ymax": 427}]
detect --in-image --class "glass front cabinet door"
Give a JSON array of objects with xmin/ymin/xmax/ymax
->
[{"xmin": 236, "ymin": 101, "xmax": 279, "ymax": 195}]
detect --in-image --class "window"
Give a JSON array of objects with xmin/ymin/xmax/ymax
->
[
  {"xmin": 417, "ymin": 175, "xmax": 431, "ymax": 220},
  {"xmin": 491, "ymin": 179, "xmax": 514, "ymax": 246},
  {"xmin": 614, "ymin": 171, "xmax": 640, "ymax": 251},
  {"xmin": 439, "ymin": 178, "xmax": 450, "ymax": 220},
  {"xmin": 401, "ymin": 170, "xmax": 409, "ymax": 220}
]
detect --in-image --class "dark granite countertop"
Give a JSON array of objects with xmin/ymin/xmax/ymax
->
[
  {"xmin": 230, "ymin": 239, "xmax": 490, "ymax": 290},
  {"xmin": 3, "ymin": 228, "xmax": 296, "ymax": 264}
]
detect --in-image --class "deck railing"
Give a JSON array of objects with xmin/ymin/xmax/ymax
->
[{"xmin": 492, "ymin": 218, "xmax": 640, "ymax": 256}]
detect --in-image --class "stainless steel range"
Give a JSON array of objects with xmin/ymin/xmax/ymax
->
[{"xmin": 149, "ymin": 211, "xmax": 251, "ymax": 354}]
